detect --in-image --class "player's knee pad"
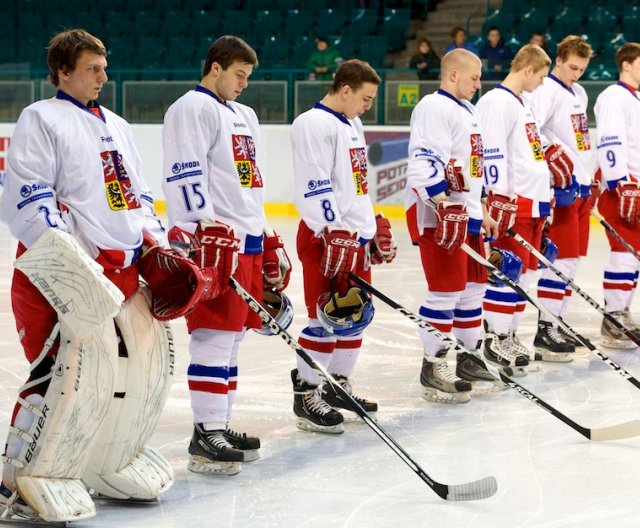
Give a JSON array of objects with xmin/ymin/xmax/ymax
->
[
  {"xmin": 82, "ymin": 287, "xmax": 175, "ymax": 501},
  {"xmin": 5, "ymin": 320, "xmax": 119, "ymax": 522}
]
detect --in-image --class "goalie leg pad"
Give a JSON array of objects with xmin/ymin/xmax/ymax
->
[
  {"xmin": 82, "ymin": 287, "xmax": 175, "ymax": 501},
  {"xmin": 5, "ymin": 320, "xmax": 119, "ymax": 522}
]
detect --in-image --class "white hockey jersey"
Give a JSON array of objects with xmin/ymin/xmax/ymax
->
[
  {"xmin": 0, "ymin": 91, "xmax": 162, "ymax": 267},
  {"xmin": 292, "ymin": 102, "xmax": 376, "ymax": 241},
  {"xmin": 162, "ymin": 86, "xmax": 266, "ymax": 254},
  {"xmin": 594, "ymin": 81, "xmax": 640, "ymax": 189},
  {"xmin": 477, "ymin": 85, "xmax": 551, "ymax": 218},
  {"xmin": 526, "ymin": 74, "xmax": 592, "ymax": 194},
  {"xmin": 405, "ymin": 89, "xmax": 485, "ymax": 237}
]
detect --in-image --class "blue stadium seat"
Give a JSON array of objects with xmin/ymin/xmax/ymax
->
[
  {"xmin": 350, "ymin": 9, "xmax": 379, "ymax": 36},
  {"xmin": 516, "ymin": 9, "xmax": 551, "ymax": 42},
  {"xmin": 316, "ymin": 9, "xmax": 347, "ymax": 36}
]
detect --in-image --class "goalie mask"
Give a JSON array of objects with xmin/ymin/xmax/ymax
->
[
  {"xmin": 317, "ymin": 287, "xmax": 375, "ymax": 336},
  {"xmin": 488, "ymin": 248, "xmax": 523, "ymax": 286},
  {"xmin": 255, "ymin": 289, "xmax": 294, "ymax": 336}
]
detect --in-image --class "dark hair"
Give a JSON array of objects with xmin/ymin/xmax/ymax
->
[
  {"xmin": 451, "ymin": 26, "xmax": 465, "ymax": 39},
  {"xmin": 416, "ymin": 38, "xmax": 432, "ymax": 53},
  {"xmin": 487, "ymin": 26, "xmax": 501, "ymax": 35},
  {"xmin": 203, "ymin": 35, "xmax": 258, "ymax": 77},
  {"xmin": 47, "ymin": 28, "xmax": 106, "ymax": 87},
  {"xmin": 330, "ymin": 59, "xmax": 381, "ymax": 93},
  {"xmin": 615, "ymin": 42, "xmax": 640, "ymax": 72}
]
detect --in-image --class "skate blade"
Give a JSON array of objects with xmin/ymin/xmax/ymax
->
[
  {"xmin": 421, "ymin": 388, "xmax": 471, "ymax": 404},
  {"xmin": 337, "ymin": 408, "xmax": 378, "ymax": 422},
  {"xmin": 536, "ymin": 348, "xmax": 574, "ymax": 362},
  {"xmin": 601, "ymin": 336, "xmax": 637, "ymax": 350},
  {"xmin": 0, "ymin": 509, "xmax": 67, "ymax": 527},
  {"xmin": 187, "ymin": 456, "xmax": 242, "ymax": 475},
  {"xmin": 295, "ymin": 418, "xmax": 344, "ymax": 434},
  {"xmin": 470, "ymin": 380, "xmax": 508, "ymax": 395},
  {"xmin": 525, "ymin": 361, "xmax": 542, "ymax": 372},
  {"xmin": 91, "ymin": 494, "xmax": 158, "ymax": 504}
]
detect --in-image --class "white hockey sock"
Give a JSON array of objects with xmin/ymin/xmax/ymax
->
[
  {"xmin": 452, "ymin": 282, "xmax": 485, "ymax": 349},
  {"xmin": 328, "ymin": 333, "xmax": 363, "ymax": 378},
  {"xmin": 483, "ymin": 283, "xmax": 518, "ymax": 335},
  {"xmin": 538, "ymin": 258, "xmax": 578, "ymax": 323},
  {"xmin": 603, "ymin": 251, "xmax": 640, "ymax": 313},
  {"xmin": 297, "ymin": 320, "xmax": 336, "ymax": 385},
  {"xmin": 509, "ymin": 270, "xmax": 533, "ymax": 332},
  {"xmin": 226, "ymin": 329, "xmax": 246, "ymax": 423},
  {"xmin": 418, "ymin": 290, "xmax": 460, "ymax": 354}
]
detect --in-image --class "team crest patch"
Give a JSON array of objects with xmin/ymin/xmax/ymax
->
[
  {"xmin": 470, "ymin": 133, "xmax": 484, "ymax": 178},
  {"xmin": 101, "ymin": 150, "xmax": 141, "ymax": 211},
  {"xmin": 525, "ymin": 122, "xmax": 544, "ymax": 161},
  {"xmin": 233, "ymin": 134, "xmax": 263, "ymax": 188},
  {"xmin": 571, "ymin": 113, "xmax": 591, "ymax": 151},
  {"xmin": 350, "ymin": 147, "xmax": 368, "ymax": 195}
]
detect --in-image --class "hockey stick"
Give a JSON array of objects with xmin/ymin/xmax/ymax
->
[
  {"xmin": 229, "ymin": 277, "xmax": 497, "ymax": 501},
  {"xmin": 458, "ymin": 242, "xmax": 640, "ymax": 391},
  {"xmin": 507, "ymin": 228, "xmax": 640, "ymax": 348},
  {"xmin": 350, "ymin": 274, "xmax": 640, "ymax": 441},
  {"xmin": 591, "ymin": 210, "xmax": 640, "ymax": 262}
]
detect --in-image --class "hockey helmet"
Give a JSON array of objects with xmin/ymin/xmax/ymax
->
[
  {"xmin": 488, "ymin": 248, "xmax": 523, "ymax": 286},
  {"xmin": 254, "ymin": 289, "xmax": 294, "ymax": 336},
  {"xmin": 537, "ymin": 236, "xmax": 558, "ymax": 269},
  {"xmin": 317, "ymin": 287, "xmax": 375, "ymax": 336}
]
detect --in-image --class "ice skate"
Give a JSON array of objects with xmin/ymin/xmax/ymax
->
[
  {"xmin": 187, "ymin": 424, "xmax": 244, "ymax": 475},
  {"xmin": 557, "ymin": 317, "xmax": 585, "ymax": 347},
  {"xmin": 0, "ymin": 483, "xmax": 67, "ymax": 527},
  {"xmin": 456, "ymin": 351, "xmax": 509, "ymax": 394},
  {"xmin": 506, "ymin": 332, "xmax": 542, "ymax": 372},
  {"xmin": 601, "ymin": 310, "xmax": 639, "ymax": 350},
  {"xmin": 420, "ymin": 355, "xmax": 472, "ymax": 403},
  {"xmin": 223, "ymin": 428, "xmax": 261, "ymax": 462},
  {"xmin": 291, "ymin": 369, "xmax": 344, "ymax": 434},
  {"xmin": 322, "ymin": 374, "xmax": 378, "ymax": 419},
  {"xmin": 534, "ymin": 320, "xmax": 575, "ymax": 361},
  {"xmin": 483, "ymin": 331, "xmax": 528, "ymax": 377}
]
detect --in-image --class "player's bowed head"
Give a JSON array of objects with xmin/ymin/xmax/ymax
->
[{"xmin": 440, "ymin": 48, "xmax": 482, "ymax": 102}]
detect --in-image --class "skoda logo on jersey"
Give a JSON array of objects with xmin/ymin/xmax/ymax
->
[
  {"xmin": 171, "ymin": 163, "xmax": 181, "ymax": 174},
  {"xmin": 308, "ymin": 179, "xmax": 331, "ymax": 191},
  {"xmin": 308, "ymin": 180, "xmax": 317, "ymax": 190},
  {"xmin": 20, "ymin": 185, "xmax": 32, "ymax": 198},
  {"xmin": 172, "ymin": 161, "xmax": 201, "ymax": 174}
]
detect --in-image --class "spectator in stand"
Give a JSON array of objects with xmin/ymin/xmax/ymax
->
[
  {"xmin": 307, "ymin": 37, "xmax": 342, "ymax": 81},
  {"xmin": 529, "ymin": 32, "xmax": 549, "ymax": 54},
  {"xmin": 409, "ymin": 38, "xmax": 441, "ymax": 80},
  {"xmin": 480, "ymin": 26, "xmax": 513, "ymax": 80},
  {"xmin": 445, "ymin": 26, "xmax": 479, "ymax": 56}
]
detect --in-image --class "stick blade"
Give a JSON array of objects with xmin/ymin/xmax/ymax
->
[
  {"xmin": 589, "ymin": 420, "xmax": 640, "ymax": 441},
  {"xmin": 445, "ymin": 475, "xmax": 498, "ymax": 501}
]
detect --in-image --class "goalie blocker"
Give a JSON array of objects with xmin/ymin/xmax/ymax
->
[{"xmin": 2, "ymin": 230, "xmax": 175, "ymax": 523}]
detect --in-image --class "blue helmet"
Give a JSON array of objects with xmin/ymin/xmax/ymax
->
[
  {"xmin": 317, "ymin": 287, "xmax": 375, "ymax": 336},
  {"xmin": 255, "ymin": 289, "xmax": 294, "ymax": 336},
  {"xmin": 537, "ymin": 236, "xmax": 558, "ymax": 269},
  {"xmin": 488, "ymin": 248, "xmax": 523, "ymax": 286},
  {"xmin": 554, "ymin": 175, "xmax": 579, "ymax": 207}
]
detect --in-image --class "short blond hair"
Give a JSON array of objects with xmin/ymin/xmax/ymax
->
[{"xmin": 511, "ymin": 44, "xmax": 551, "ymax": 73}]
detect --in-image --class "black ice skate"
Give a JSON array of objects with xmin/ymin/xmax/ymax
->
[
  {"xmin": 188, "ymin": 423, "xmax": 244, "ymax": 475},
  {"xmin": 322, "ymin": 374, "xmax": 378, "ymax": 418},
  {"xmin": 601, "ymin": 309, "xmax": 640, "ymax": 350},
  {"xmin": 507, "ymin": 331, "xmax": 541, "ymax": 372},
  {"xmin": 534, "ymin": 320, "xmax": 575, "ymax": 361},
  {"xmin": 291, "ymin": 369, "xmax": 344, "ymax": 434},
  {"xmin": 223, "ymin": 428, "xmax": 261, "ymax": 462},
  {"xmin": 557, "ymin": 317, "xmax": 585, "ymax": 348},
  {"xmin": 420, "ymin": 355, "xmax": 472, "ymax": 403},
  {"xmin": 483, "ymin": 331, "xmax": 528, "ymax": 376},
  {"xmin": 456, "ymin": 351, "xmax": 509, "ymax": 393}
]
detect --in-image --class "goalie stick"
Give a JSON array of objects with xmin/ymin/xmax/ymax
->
[
  {"xmin": 229, "ymin": 277, "xmax": 497, "ymax": 501},
  {"xmin": 508, "ymin": 228, "xmax": 640, "ymax": 348},
  {"xmin": 349, "ymin": 274, "xmax": 640, "ymax": 441},
  {"xmin": 591, "ymin": 210, "xmax": 640, "ymax": 262},
  {"xmin": 458, "ymin": 242, "xmax": 640, "ymax": 391}
]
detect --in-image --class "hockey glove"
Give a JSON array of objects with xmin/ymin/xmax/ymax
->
[
  {"xmin": 444, "ymin": 158, "xmax": 469, "ymax": 193},
  {"xmin": 263, "ymin": 227, "xmax": 292, "ymax": 291},
  {"xmin": 167, "ymin": 225, "xmax": 198, "ymax": 258},
  {"xmin": 486, "ymin": 191, "xmax": 518, "ymax": 239},
  {"xmin": 138, "ymin": 237, "xmax": 220, "ymax": 321},
  {"xmin": 370, "ymin": 213, "xmax": 398, "ymax": 265},
  {"xmin": 544, "ymin": 144, "xmax": 574, "ymax": 189},
  {"xmin": 616, "ymin": 181, "xmax": 640, "ymax": 224},
  {"xmin": 537, "ymin": 235, "xmax": 558, "ymax": 269},
  {"xmin": 195, "ymin": 220, "xmax": 241, "ymax": 293},
  {"xmin": 434, "ymin": 201, "xmax": 469, "ymax": 253},
  {"xmin": 320, "ymin": 226, "xmax": 360, "ymax": 283},
  {"xmin": 488, "ymin": 247, "xmax": 523, "ymax": 286}
]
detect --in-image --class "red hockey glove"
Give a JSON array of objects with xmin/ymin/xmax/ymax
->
[
  {"xmin": 444, "ymin": 158, "xmax": 469, "ymax": 193},
  {"xmin": 167, "ymin": 226, "xmax": 198, "ymax": 258},
  {"xmin": 263, "ymin": 228, "xmax": 292, "ymax": 291},
  {"xmin": 195, "ymin": 221, "xmax": 240, "ymax": 293},
  {"xmin": 486, "ymin": 192, "xmax": 518, "ymax": 238},
  {"xmin": 544, "ymin": 144, "xmax": 574, "ymax": 189},
  {"xmin": 616, "ymin": 181, "xmax": 640, "ymax": 224},
  {"xmin": 370, "ymin": 213, "xmax": 398, "ymax": 265},
  {"xmin": 434, "ymin": 201, "xmax": 469, "ymax": 252},
  {"xmin": 320, "ymin": 227, "xmax": 360, "ymax": 282}
]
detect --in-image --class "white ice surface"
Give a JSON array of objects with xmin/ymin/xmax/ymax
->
[{"xmin": 2, "ymin": 218, "xmax": 640, "ymax": 527}]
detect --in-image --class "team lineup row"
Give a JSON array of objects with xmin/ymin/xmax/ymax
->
[{"xmin": 1, "ymin": 28, "xmax": 640, "ymax": 524}]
